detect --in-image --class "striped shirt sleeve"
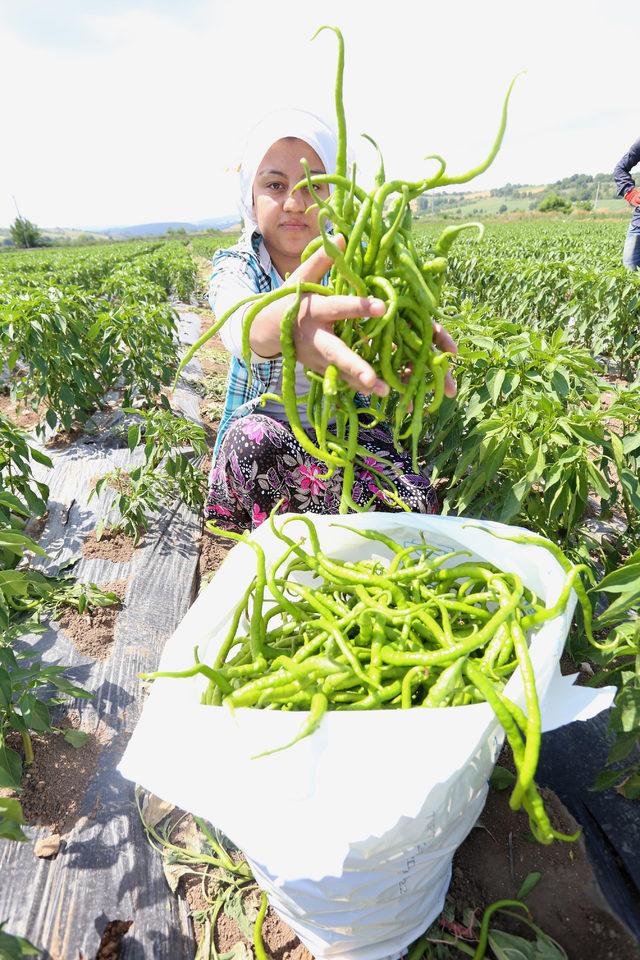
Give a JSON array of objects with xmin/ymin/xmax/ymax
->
[{"xmin": 208, "ymin": 249, "xmax": 273, "ymax": 362}]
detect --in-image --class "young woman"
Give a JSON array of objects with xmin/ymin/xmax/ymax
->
[{"xmin": 205, "ymin": 109, "xmax": 456, "ymax": 529}]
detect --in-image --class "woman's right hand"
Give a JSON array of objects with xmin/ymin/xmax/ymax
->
[
  {"xmin": 250, "ymin": 236, "xmax": 458, "ymax": 399},
  {"xmin": 249, "ymin": 236, "xmax": 390, "ymax": 397}
]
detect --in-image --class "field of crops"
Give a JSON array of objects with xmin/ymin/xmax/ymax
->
[
  {"xmin": 412, "ymin": 221, "xmax": 640, "ymax": 544},
  {"xmin": 0, "ymin": 222, "xmax": 639, "ymax": 957}
]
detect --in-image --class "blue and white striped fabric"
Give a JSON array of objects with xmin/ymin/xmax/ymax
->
[{"xmin": 209, "ymin": 231, "xmax": 283, "ymax": 456}]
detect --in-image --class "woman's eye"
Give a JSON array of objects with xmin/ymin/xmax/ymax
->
[{"xmin": 268, "ymin": 182, "xmax": 284, "ymax": 191}]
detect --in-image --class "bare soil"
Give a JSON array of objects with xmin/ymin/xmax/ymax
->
[
  {"xmin": 197, "ymin": 529, "xmax": 232, "ymax": 590},
  {"xmin": 5, "ymin": 711, "xmax": 109, "ymax": 838},
  {"xmin": 200, "ymin": 407, "xmax": 219, "ymax": 452},
  {"xmin": 24, "ymin": 510, "xmax": 49, "ymax": 542},
  {"xmin": 54, "ymin": 580, "xmax": 127, "ymax": 660},
  {"xmin": 600, "ymin": 372, "xmax": 631, "ymax": 433},
  {"xmin": 184, "ymin": 882, "xmax": 312, "ymax": 960},
  {"xmin": 200, "ymin": 332, "xmax": 227, "ymax": 376},
  {"xmin": 450, "ymin": 780, "xmax": 640, "ymax": 960},
  {"xmin": 0, "ymin": 393, "xmax": 46, "ymax": 432},
  {"xmin": 82, "ymin": 529, "xmax": 136, "ymax": 563},
  {"xmin": 199, "ymin": 329, "xmax": 226, "ymax": 448},
  {"xmin": 44, "ymin": 424, "xmax": 84, "ymax": 449}
]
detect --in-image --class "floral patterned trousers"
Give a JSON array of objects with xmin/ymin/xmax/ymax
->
[{"xmin": 205, "ymin": 414, "xmax": 439, "ymax": 531}]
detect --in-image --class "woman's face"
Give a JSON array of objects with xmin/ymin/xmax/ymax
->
[{"xmin": 252, "ymin": 137, "xmax": 330, "ymax": 275}]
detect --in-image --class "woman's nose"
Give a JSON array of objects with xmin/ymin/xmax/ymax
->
[{"xmin": 282, "ymin": 189, "xmax": 306, "ymax": 212}]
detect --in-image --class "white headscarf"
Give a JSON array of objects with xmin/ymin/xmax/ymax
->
[{"xmin": 237, "ymin": 108, "xmax": 340, "ymax": 237}]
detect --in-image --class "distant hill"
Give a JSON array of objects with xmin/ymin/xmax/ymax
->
[
  {"xmin": 93, "ymin": 216, "xmax": 240, "ymax": 238},
  {"xmin": 414, "ymin": 172, "xmax": 632, "ymax": 219}
]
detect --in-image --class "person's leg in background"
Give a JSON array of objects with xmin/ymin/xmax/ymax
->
[{"xmin": 622, "ymin": 227, "xmax": 640, "ymax": 271}]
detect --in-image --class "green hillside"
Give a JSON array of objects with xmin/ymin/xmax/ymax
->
[{"xmin": 415, "ymin": 171, "xmax": 633, "ymax": 219}]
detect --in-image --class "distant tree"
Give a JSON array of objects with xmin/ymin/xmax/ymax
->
[
  {"xmin": 538, "ymin": 193, "xmax": 572, "ymax": 213},
  {"xmin": 9, "ymin": 217, "xmax": 44, "ymax": 248},
  {"xmin": 74, "ymin": 233, "xmax": 98, "ymax": 245},
  {"xmin": 577, "ymin": 200, "xmax": 593, "ymax": 212},
  {"xmin": 498, "ymin": 203, "xmax": 508, "ymax": 214}
]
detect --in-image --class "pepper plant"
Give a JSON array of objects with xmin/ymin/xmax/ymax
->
[
  {"xmin": 0, "ymin": 619, "xmax": 92, "ymax": 841},
  {"xmin": 424, "ymin": 307, "xmax": 639, "ymax": 561},
  {"xmin": 91, "ymin": 404, "xmax": 208, "ymax": 543},
  {"xmin": 0, "ymin": 413, "xmax": 51, "ymax": 522},
  {"xmin": 574, "ymin": 551, "xmax": 640, "ymax": 798},
  {"xmin": 0, "ymin": 241, "xmax": 198, "ymax": 431}
]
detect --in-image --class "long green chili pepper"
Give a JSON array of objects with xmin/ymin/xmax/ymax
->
[
  {"xmin": 462, "ymin": 524, "xmax": 616, "ymax": 650},
  {"xmin": 421, "ymin": 658, "xmax": 466, "ymax": 707},
  {"xmin": 472, "ymin": 900, "xmax": 529, "ymax": 960},
  {"xmin": 312, "ymin": 25, "xmax": 347, "ymax": 201},
  {"xmin": 253, "ymin": 892, "xmax": 269, "ymax": 960},
  {"xmin": 252, "ymin": 692, "xmax": 328, "ymax": 759},
  {"xmin": 361, "ymin": 132, "xmax": 386, "ymax": 187},
  {"xmin": 401, "ymin": 666, "xmax": 429, "ymax": 708}
]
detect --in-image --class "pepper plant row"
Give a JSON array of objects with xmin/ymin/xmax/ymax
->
[
  {"xmin": 417, "ymin": 221, "xmax": 640, "ymax": 378},
  {"xmin": 0, "ymin": 238, "xmax": 208, "ymax": 843},
  {"xmin": 0, "ymin": 412, "xmax": 119, "ymax": 842},
  {"xmin": 0, "ymin": 241, "xmax": 198, "ymax": 431},
  {"xmin": 90, "ymin": 402, "xmax": 209, "ymax": 544}
]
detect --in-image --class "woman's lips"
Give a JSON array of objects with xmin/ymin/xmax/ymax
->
[{"xmin": 280, "ymin": 222, "xmax": 307, "ymax": 230}]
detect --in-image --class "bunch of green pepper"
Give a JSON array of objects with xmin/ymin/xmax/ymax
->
[
  {"xmin": 146, "ymin": 512, "xmax": 610, "ymax": 845},
  {"xmin": 177, "ymin": 27, "xmax": 520, "ymax": 512}
]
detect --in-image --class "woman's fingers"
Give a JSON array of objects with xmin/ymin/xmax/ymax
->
[
  {"xmin": 309, "ymin": 327, "xmax": 389, "ymax": 397},
  {"xmin": 433, "ymin": 320, "xmax": 457, "ymax": 397},
  {"xmin": 433, "ymin": 320, "xmax": 457, "ymax": 355},
  {"xmin": 400, "ymin": 354, "xmax": 457, "ymax": 399},
  {"xmin": 291, "ymin": 265, "xmax": 457, "ymax": 400},
  {"xmin": 444, "ymin": 370, "xmax": 457, "ymax": 398},
  {"xmin": 293, "ymin": 233, "xmax": 347, "ymax": 284},
  {"xmin": 303, "ymin": 292, "xmax": 386, "ymax": 325}
]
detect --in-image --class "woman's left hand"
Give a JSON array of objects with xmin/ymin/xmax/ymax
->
[
  {"xmin": 399, "ymin": 321, "xmax": 458, "ymax": 398},
  {"xmin": 432, "ymin": 320, "xmax": 458, "ymax": 397}
]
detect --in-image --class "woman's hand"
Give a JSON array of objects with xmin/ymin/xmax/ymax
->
[{"xmin": 249, "ymin": 235, "xmax": 457, "ymax": 397}]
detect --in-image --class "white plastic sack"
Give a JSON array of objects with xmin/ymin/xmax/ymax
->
[{"xmin": 119, "ymin": 513, "xmax": 615, "ymax": 960}]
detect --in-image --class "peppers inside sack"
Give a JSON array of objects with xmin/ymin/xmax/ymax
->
[{"xmin": 143, "ymin": 511, "xmax": 596, "ymax": 845}]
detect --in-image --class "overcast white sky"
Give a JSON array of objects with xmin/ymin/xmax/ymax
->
[{"xmin": 0, "ymin": 0, "xmax": 637, "ymax": 229}]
